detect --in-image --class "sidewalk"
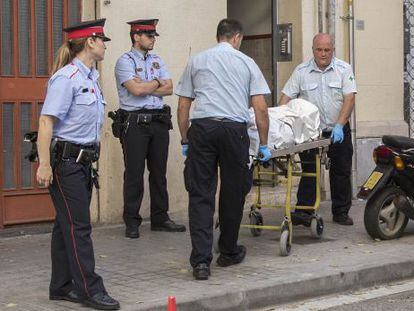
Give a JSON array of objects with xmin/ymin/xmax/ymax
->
[{"xmin": 1, "ymin": 197, "xmax": 414, "ymax": 311}]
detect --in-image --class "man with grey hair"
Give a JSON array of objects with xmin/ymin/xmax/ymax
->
[{"xmin": 279, "ymin": 33, "xmax": 357, "ymax": 226}]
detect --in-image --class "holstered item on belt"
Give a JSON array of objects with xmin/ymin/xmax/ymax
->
[
  {"xmin": 23, "ymin": 131, "xmax": 39, "ymax": 162},
  {"xmin": 108, "ymin": 109, "xmax": 126, "ymax": 138},
  {"xmin": 55, "ymin": 141, "xmax": 100, "ymax": 165}
]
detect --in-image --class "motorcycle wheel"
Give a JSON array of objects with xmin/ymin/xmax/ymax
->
[{"xmin": 364, "ymin": 186, "xmax": 409, "ymax": 240}]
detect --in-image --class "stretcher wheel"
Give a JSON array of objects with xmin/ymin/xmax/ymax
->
[
  {"xmin": 310, "ymin": 216, "xmax": 324, "ymax": 239},
  {"xmin": 249, "ymin": 211, "xmax": 263, "ymax": 237},
  {"xmin": 213, "ymin": 227, "xmax": 220, "ymax": 254},
  {"xmin": 279, "ymin": 230, "xmax": 291, "ymax": 256}
]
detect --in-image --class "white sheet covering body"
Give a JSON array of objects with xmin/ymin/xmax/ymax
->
[{"xmin": 248, "ymin": 99, "xmax": 321, "ymax": 156}]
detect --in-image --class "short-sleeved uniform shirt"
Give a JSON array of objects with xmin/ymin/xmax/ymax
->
[
  {"xmin": 41, "ymin": 57, "xmax": 106, "ymax": 145},
  {"xmin": 115, "ymin": 48, "xmax": 171, "ymax": 111},
  {"xmin": 175, "ymin": 42, "xmax": 271, "ymax": 123},
  {"xmin": 281, "ymin": 57, "xmax": 357, "ymax": 130}
]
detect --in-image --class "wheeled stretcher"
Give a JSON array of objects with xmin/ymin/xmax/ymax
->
[{"xmin": 242, "ymin": 137, "xmax": 331, "ymax": 256}]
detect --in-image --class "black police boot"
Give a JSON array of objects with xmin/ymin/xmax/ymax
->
[
  {"xmin": 125, "ymin": 226, "xmax": 139, "ymax": 238},
  {"xmin": 193, "ymin": 263, "xmax": 210, "ymax": 280},
  {"xmin": 151, "ymin": 219, "xmax": 186, "ymax": 232},
  {"xmin": 84, "ymin": 292, "xmax": 120, "ymax": 310},
  {"xmin": 216, "ymin": 245, "xmax": 246, "ymax": 267},
  {"xmin": 49, "ymin": 289, "xmax": 83, "ymax": 303}
]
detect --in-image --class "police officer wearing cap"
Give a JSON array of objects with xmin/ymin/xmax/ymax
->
[
  {"xmin": 115, "ymin": 19, "xmax": 186, "ymax": 238},
  {"xmin": 176, "ymin": 19, "xmax": 271, "ymax": 280},
  {"xmin": 36, "ymin": 19, "xmax": 120, "ymax": 310},
  {"xmin": 279, "ymin": 33, "xmax": 357, "ymax": 226}
]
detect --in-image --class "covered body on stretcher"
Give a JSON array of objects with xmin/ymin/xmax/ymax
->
[{"xmin": 242, "ymin": 99, "xmax": 331, "ymax": 256}]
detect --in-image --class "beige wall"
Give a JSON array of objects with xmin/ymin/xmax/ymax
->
[
  {"xmin": 90, "ymin": 0, "xmax": 226, "ymax": 223},
  {"xmin": 354, "ymin": 0, "xmax": 404, "ymax": 123}
]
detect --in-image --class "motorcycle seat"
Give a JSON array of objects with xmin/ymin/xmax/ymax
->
[{"xmin": 382, "ymin": 135, "xmax": 414, "ymax": 150}]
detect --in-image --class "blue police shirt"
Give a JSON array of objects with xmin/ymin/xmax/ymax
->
[
  {"xmin": 281, "ymin": 57, "xmax": 357, "ymax": 129},
  {"xmin": 41, "ymin": 57, "xmax": 105, "ymax": 145},
  {"xmin": 175, "ymin": 42, "xmax": 271, "ymax": 123},
  {"xmin": 115, "ymin": 48, "xmax": 171, "ymax": 111}
]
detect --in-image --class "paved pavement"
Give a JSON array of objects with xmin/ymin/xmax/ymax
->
[{"xmin": 2, "ymin": 191, "xmax": 414, "ymax": 311}]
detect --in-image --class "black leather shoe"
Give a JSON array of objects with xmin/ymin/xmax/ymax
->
[
  {"xmin": 151, "ymin": 219, "xmax": 186, "ymax": 232},
  {"xmin": 84, "ymin": 292, "xmax": 120, "ymax": 310},
  {"xmin": 216, "ymin": 245, "xmax": 247, "ymax": 267},
  {"xmin": 333, "ymin": 214, "xmax": 354, "ymax": 226},
  {"xmin": 49, "ymin": 289, "xmax": 83, "ymax": 303},
  {"xmin": 125, "ymin": 227, "xmax": 139, "ymax": 238},
  {"xmin": 193, "ymin": 263, "xmax": 210, "ymax": 280}
]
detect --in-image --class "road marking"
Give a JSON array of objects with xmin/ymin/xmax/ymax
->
[{"xmin": 268, "ymin": 278, "xmax": 414, "ymax": 311}]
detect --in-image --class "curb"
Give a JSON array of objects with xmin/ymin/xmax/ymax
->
[{"xmin": 137, "ymin": 259, "xmax": 414, "ymax": 311}]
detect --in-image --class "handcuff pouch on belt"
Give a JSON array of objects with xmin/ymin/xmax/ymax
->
[{"xmin": 134, "ymin": 105, "xmax": 173, "ymax": 130}]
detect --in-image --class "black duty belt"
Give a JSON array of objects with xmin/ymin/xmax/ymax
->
[
  {"xmin": 55, "ymin": 141, "xmax": 100, "ymax": 164},
  {"xmin": 122, "ymin": 107, "xmax": 171, "ymax": 125}
]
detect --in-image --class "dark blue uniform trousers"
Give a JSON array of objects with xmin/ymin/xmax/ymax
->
[
  {"xmin": 184, "ymin": 118, "xmax": 253, "ymax": 268},
  {"xmin": 48, "ymin": 159, "xmax": 105, "ymax": 298},
  {"xmin": 121, "ymin": 120, "xmax": 170, "ymax": 228},
  {"xmin": 297, "ymin": 123, "xmax": 353, "ymax": 216}
]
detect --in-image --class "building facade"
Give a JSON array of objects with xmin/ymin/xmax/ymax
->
[{"xmin": 0, "ymin": 0, "xmax": 406, "ymax": 227}]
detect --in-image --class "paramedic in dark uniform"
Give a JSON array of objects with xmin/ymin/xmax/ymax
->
[
  {"xmin": 176, "ymin": 19, "xmax": 271, "ymax": 280},
  {"xmin": 279, "ymin": 33, "xmax": 357, "ymax": 225},
  {"xmin": 36, "ymin": 20, "xmax": 119, "ymax": 310},
  {"xmin": 115, "ymin": 19, "xmax": 186, "ymax": 239}
]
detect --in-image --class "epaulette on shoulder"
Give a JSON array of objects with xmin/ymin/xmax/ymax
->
[{"xmin": 54, "ymin": 62, "xmax": 79, "ymax": 79}]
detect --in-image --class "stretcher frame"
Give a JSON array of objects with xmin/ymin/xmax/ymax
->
[{"xmin": 241, "ymin": 138, "xmax": 331, "ymax": 256}]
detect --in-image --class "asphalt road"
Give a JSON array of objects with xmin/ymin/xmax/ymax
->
[{"xmin": 266, "ymin": 278, "xmax": 414, "ymax": 311}]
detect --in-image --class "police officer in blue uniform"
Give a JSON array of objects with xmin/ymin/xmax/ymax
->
[
  {"xmin": 176, "ymin": 19, "xmax": 271, "ymax": 280},
  {"xmin": 36, "ymin": 19, "xmax": 120, "ymax": 310},
  {"xmin": 279, "ymin": 33, "xmax": 357, "ymax": 226},
  {"xmin": 115, "ymin": 19, "xmax": 186, "ymax": 238}
]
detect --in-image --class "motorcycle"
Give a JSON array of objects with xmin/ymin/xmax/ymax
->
[{"xmin": 358, "ymin": 135, "xmax": 414, "ymax": 240}]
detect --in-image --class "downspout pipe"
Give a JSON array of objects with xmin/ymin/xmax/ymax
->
[
  {"xmin": 318, "ymin": 0, "xmax": 323, "ymax": 33},
  {"xmin": 348, "ymin": 0, "xmax": 358, "ymax": 197},
  {"xmin": 271, "ymin": 0, "xmax": 278, "ymax": 106},
  {"xmin": 328, "ymin": 0, "xmax": 336, "ymax": 42}
]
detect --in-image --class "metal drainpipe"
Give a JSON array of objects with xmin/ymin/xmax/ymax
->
[
  {"xmin": 318, "ymin": 0, "xmax": 323, "ymax": 33},
  {"xmin": 328, "ymin": 0, "xmax": 336, "ymax": 42},
  {"xmin": 271, "ymin": 0, "xmax": 278, "ymax": 106},
  {"xmin": 347, "ymin": 0, "xmax": 358, "ymax": 197},
  {"xmin": 94, "ymin": 0, "xmax": 101, "ymax": 223}
]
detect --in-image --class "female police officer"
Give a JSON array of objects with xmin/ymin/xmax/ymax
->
[{"xmin": 36, "ymin": 19, "xmax": 120, "ymax": 310}]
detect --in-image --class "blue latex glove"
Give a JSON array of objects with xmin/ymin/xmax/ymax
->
[
  {"xmin": 331, "ymin": 123, "xmax": 344, "ymax": 144},
  {"xmin": 182, "ymin": 144, "xmax": 189, "ymax": 157},
  {"xmin": 258, "ymin": 145, "xmax": 272, "ymax": 162}
]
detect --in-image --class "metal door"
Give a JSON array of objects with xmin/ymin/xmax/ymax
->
[{"xmin": 0, "ymin": 0, "xmax": 81, "ymax": 227}]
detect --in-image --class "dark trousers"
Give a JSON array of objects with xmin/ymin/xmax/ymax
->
[
  {"xmin": 121, "ymin": 120, "xmax": 170, "ymax": 228},
  {"xmin": 184, "ymin": 119, "xmax": 252, "ymax": 268},
  {"xmin": 48, "ymin": 159, "xmax": 105, "ymax": 298},
  {"xmin": 297, "ymin": 123, "xmax": 353, "ymax": 216}
]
